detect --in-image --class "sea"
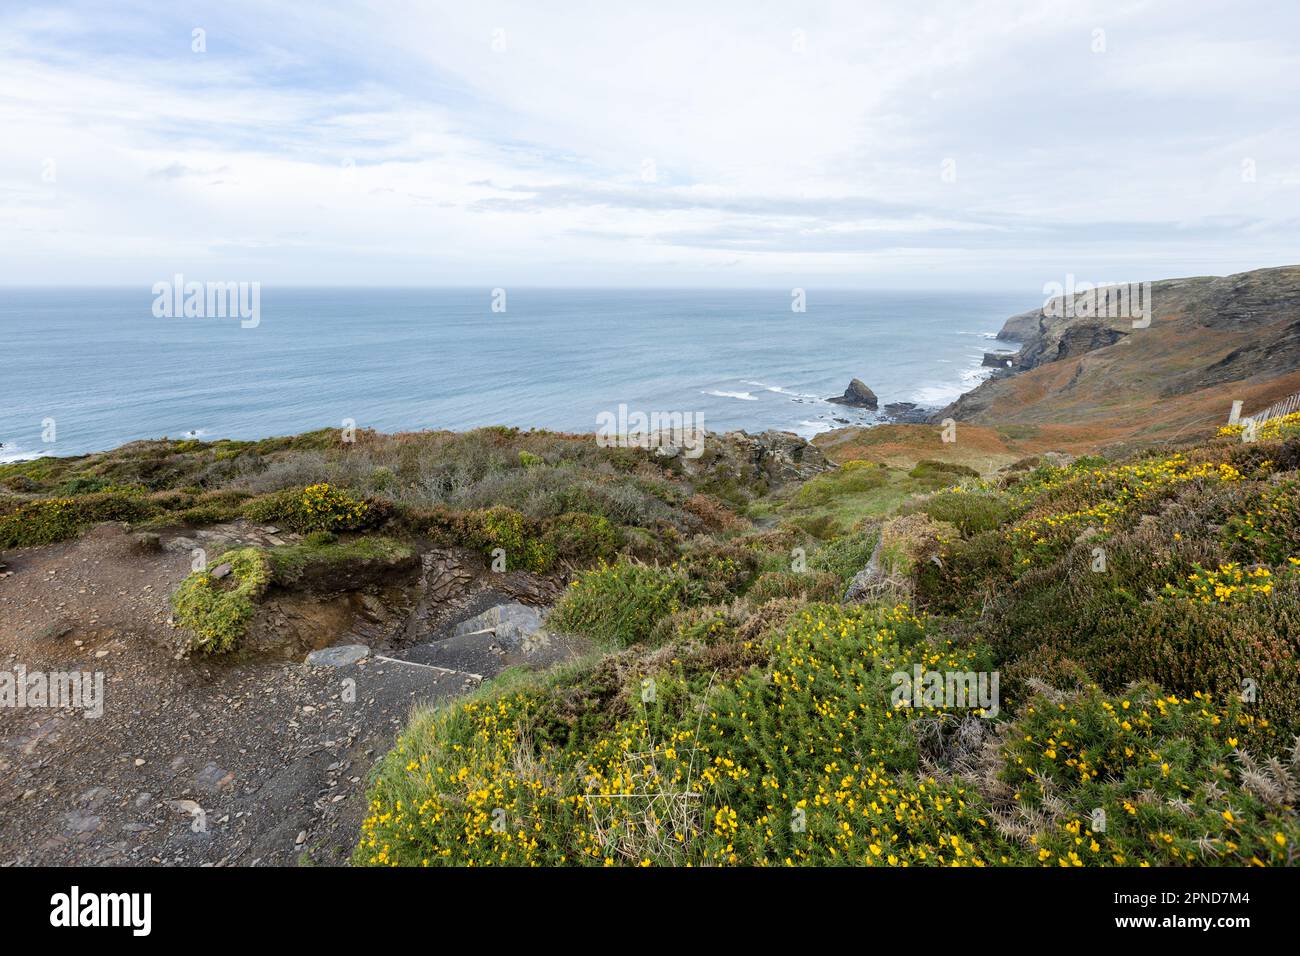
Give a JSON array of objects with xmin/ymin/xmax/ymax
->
[{"xmin": 0, "ymin": 287, "xmax": 1029, "ymax": 461}]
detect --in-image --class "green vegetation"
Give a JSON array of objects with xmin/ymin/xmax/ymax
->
[
  {"xmin": 771, "ymin": 458, "xmax": 968, "ymax": 538},
  {"xmin": 266, "ymin": 535, "xmax": 414, "ymax": 585},
  {"xmin": 356, "ymin": 420, "xmax": 1300, "ymax": 867},
  {"xmin": 6, "ymin": 415, "xmax": 1299, "ymax": 865},
  {"xmin": 808, "ymin": 528, "xmax": 878, "ymax": 582},
  {"xmin": 170, "ymin": 548, "xmax": 271, "ymax": 655},
  {"xmin": 0, "ymin": 491, "xmax": 159, "ymax": 548},
  {"xmin": 357, "ymin": 600, "xmax": 1297, "ymax": 866},
  {"xmin": 548, "ymin": 561, "xmax": 687, "ymax": 647}
]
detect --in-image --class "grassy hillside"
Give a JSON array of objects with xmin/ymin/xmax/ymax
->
[
  {"xmin": 355, "ymin": 413, "xmax": 1300, "ymax": 867},
  {"xmin": 4, "ymin": 409, "xmax": 1298, "ymax": 867}
]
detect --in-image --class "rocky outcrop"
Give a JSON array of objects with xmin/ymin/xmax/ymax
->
[
  {"xmin": 933, "ymin": 265, "xmax": 1300, "ymax": 445},
  {"xmin": 995, "ymin": 308, "xmax": 1040, "ymax": 343},
  {"xmin": 683, "ymin": 429, "xmax": 832, "ymax": 488},
  {"xmin": 826, "ymin": 378, "xmax": 878, "ymax": 409},
  {"xmin": 882, "ymin": 401, "xmax": 930, "ymax": 423},
  {"xmin": 982, "ymin": 352, "xmax": 1017, "ymax": 369}
]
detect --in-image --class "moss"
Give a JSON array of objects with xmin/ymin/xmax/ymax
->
[
  {"xmin": 266, "ymin": 535, "xmax": 414, "ymax": 585},
  {"xmin": 171, "ymin": 548, "xmax": 271, "ymax": 654}
]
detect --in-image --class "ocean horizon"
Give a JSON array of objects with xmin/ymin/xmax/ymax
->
[{"xmin": 1, "ymin": 287, "xmax": 1029, "ymax": 461}]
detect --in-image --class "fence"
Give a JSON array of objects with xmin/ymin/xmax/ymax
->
[{"xmin": 1245, "ymin": 390, "xmax": 1300, "ymax": 425}]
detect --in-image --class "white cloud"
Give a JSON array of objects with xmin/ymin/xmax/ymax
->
[{"xmin": 0, "ymin": 0, "xmax": 1297, "ymax": 287}]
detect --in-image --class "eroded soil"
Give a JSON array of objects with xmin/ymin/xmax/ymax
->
[{"xmin": 0, "ymin": 522, "xmax": 586, "ymax": 866}]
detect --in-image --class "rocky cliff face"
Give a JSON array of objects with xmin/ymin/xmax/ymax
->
[{"xmin": 935, "ymin": 265, "xmax": 1300, "ymax": 448}]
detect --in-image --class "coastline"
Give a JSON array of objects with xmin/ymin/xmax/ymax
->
[{"xmin": 2, "ymin": 302, "xmax": 1016, "ymax": 463}]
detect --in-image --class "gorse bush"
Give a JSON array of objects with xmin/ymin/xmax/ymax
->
[
  {"xmin": 357, "ymin": 595, "xmax": 1300, "ymax": 867},
  {"xmin": 994, "ymin": 684, "xmax": 1297, "ymax": 866},
  {"xmin": 541, "ymin": 512, "xmax": 619, "ymax": 565},
  {"xmin": 0, "ymin": 491, "xmax": 159, "ymax": 547},
  {"xmin": 356, "ymin": 604, "xmax": 1020, "ymax": 867},
  {"xmin": 463, "ymin": 505, "xmax": 555, "ymax": 572},
  {"xmin": 243, "ymin": 483, "xmax": 371, "ymax": 533}
]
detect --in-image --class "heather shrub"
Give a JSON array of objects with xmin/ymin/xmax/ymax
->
[
  {"xmin": 1223, "ymin": 479, "xmax": 1299, "ymax": 563},
  {"xmin": 549, "ymin": 561, "xmax": 686, "ymax": 647},
  {"xmin": 916, "ymin": 489, "xmax": 1014, "ymax": 537},
  {"xmin": 677, "ymin": 539, "xmax": 759, "ymax": 603},
  {"xmin": 647, "ymin": 602, "xmax": 746, "ymax": 647},
  {"xmin": 809, "ymin": 529, "xmax": 878, "ymax": 582},
  {"xmin": 746, "ymin": 569, "xmax": 842, "ymax": 604}
]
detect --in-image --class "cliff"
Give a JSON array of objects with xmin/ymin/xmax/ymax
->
[{"xmin": 936, "ymin": 265, "xmax": 1300, "ymax": 451}]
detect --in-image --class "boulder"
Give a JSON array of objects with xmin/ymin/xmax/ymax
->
[
  {"xmin": 451, "ymin": 602, "xmax": 545, "ymax": 648},
  {"xmin": 826, "ymin": 378, "xmax": 878, "ymax": 409},
  {"xmin": 305, "ymin": 644, "xmax": 370, "ymax": 668}
]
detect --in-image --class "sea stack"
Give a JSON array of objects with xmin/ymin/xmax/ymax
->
[{"xmin": 826, "ymin": 378, "xmax": 878, "ymax": 409}]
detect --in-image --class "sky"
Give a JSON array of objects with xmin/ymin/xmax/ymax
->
[{"xmin": 1, "ymin": 0, "xmax": 1298, "ymax": 289}]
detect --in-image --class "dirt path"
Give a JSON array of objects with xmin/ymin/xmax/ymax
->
[{"xmin": 0, "ymin": 523, "xmax": 584, "ymax": 866}]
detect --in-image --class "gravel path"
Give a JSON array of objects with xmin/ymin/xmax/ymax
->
[{"xmin": 0, "ymin": 523, "xmax": 579, "ymax": 866}]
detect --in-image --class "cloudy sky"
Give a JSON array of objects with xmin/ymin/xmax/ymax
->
[{"xmin": 2, "ymin": 0, "xmax": 1298, "ymax": 288}]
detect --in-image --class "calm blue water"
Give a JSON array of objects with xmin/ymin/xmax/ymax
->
[{"xmin": 0, "ymin": 288, "xmax": 1029, "ymax": 461}]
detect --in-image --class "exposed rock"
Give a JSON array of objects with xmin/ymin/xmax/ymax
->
[
  {"xmin": 826, "ymin": 378, "xmax": 879, "ymax": 409},
  {"xmin": 846, "ymin": 514, "xmax": 955, "ymax": 603},
  {"xmin": 981, "ymin": 352, "xmax": 1017, "ymax": 369},
  {"xmin": 881, "ymin": 402, "xmax": 931, "ymax": 423},
  {"xmin": 935, "ymin": 265, "xmax": 1300, "ymax": 442},
  {"xmin": 305, "ymin": 644, "xmax": 370, "ymax": 668},
  {"xmin": 163, "ymin": 536, "xmax": 200, "ymax": 555},
  {"xmin": 682, "ymin": 429, "xmax": 832, "ymax": 490},
  {"xmin": 395, "ymin": 601, "xmax": 589, "ymax": 678},
  {"xmin": 451, "ymin": 602, "xmax": 544, "ymax": 648},
  {"xmin": 995, "ymin": 308, "xmax": 1040, "ymax": 342},
  {"xmin": 194, "ymin": 762, "xmax": 236, "ymax": 793},
  {"xmin": 844, "ymin": 532, "xmax": 886, "ymax": 603}
]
